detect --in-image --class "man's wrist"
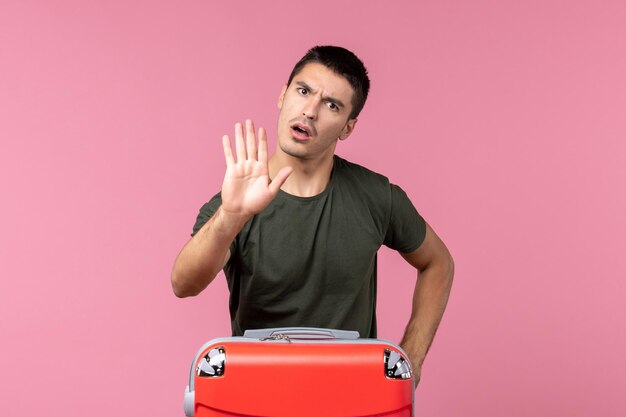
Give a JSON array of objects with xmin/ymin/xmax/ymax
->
[
  {"xmin": 215, "ymin": 206, "xmax": 251, "ymax": 233},
  {"xmin": 400, "ymin": 338, "xmax": 426, "ymax": 368}
]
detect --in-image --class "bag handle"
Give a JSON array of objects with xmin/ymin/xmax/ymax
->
[{"xmin": 243, "ymin": 327, "xmax": 360, "ymax": 340}]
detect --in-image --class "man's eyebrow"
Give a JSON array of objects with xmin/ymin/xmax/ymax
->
[{"xmin": 295, "ymin": 81, "xmax": 346, "ymax": 109}]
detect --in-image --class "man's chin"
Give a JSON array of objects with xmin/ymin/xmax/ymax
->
[{"xmin": 278, "ymin": 143, "xmax": 310, "ymax": 159}]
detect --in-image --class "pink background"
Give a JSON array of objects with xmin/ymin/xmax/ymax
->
[{"xmin": 1, "ymin": 1, "xmax": 625, "ymax": 415}]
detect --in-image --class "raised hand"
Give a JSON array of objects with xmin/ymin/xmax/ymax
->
[{"xmin": 220, "ymin": 120, "xmax": 292, "ymax": 219}]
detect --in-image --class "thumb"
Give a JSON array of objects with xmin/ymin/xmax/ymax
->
[{"xmin": 268, "ymin": 166, "xmax": 293, "ymax": 195}]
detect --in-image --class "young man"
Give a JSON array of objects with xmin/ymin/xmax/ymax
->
[{"xmin": 171, "ymin": 46, "xmax": 454, "ymax": 384}]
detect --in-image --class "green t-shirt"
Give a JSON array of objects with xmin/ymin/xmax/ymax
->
[{"xmin": 192, "ymin": 155, "xmax": 426, "ymax": 337}]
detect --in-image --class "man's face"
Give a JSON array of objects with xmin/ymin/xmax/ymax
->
[{"xmin": 276, "ymin": 62, "xmax": 357, "ymax": 161}]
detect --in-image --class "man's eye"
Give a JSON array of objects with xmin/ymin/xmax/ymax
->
[
  {"xmin": 297, "ymin": 88, "xmax": 308, "ymax": 95},
  {"xmin": 327, "ymin": 102, "xmax": 338, "ymax": 111}
]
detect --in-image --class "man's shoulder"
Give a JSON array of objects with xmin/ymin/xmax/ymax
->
[
  {"xmin": 333, "ymin": 155, "xmax": 390, "ymax": 186},
  {"xmin": 191, "ymin": 192, "xmax": 222, "ymax": 236}
]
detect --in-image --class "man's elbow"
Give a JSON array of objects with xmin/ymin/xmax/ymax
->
[
  {"xmin": 171, "ymin": 269, "xmax": 201, "ymax": 298},
  {"xmin": 424, "ymin": 248, "xmax": 454, "ymax": 287},
  {"xmin": 435, "ymin": 252, "xmax": 454, "ymax": 297},
  {"xmin": 442, "ymin": 249, "xmax": 455, "ymax": 282}
]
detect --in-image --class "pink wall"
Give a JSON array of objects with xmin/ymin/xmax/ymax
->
[{"xmin": 1, "ymin": 0, "xmax": 625, "ymax": 415}]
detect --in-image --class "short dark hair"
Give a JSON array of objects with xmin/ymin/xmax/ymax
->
[{"xmin": 287, "ymin": 45, "xmax": 370, "ymax": 119}]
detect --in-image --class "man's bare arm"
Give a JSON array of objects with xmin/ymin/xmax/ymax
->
[
  {"xmin": 399, "ymin": 223, "xmax": 454, "ymax": 385},
  {"xmin": 171, "ymin": 120, "xmax": 292, "ymax": 297},
  {"xmin": 171, "ymin": 207, "xmax": 243, "ymax": 297}
]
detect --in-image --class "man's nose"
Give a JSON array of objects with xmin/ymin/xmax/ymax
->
[{"xmin": 302, "ymin": 99, "xmax": 318, "ymax": 120}]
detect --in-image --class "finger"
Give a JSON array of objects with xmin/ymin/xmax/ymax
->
[
  {"xmin": 234, "ymin": 122, "xmax": 246, "ymax": 163},
  {"xmin": 268, "ymin": 166, "xmax": 293, "ymax": 195},
  {"xmin": 222, "ymin": 134, "xmax": 234, "ymax": 166},
  {"xmin": 246, "ymin": 119, "xmax": 257, "ymax": 160},
  {"xmin": 258, "ymin": 127, "xmax": 268, "ymax": 165}
]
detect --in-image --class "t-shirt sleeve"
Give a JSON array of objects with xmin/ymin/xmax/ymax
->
[
  {"xmin": 383, "ymin": 184, "xmax": 427, "ymax": 253},
  {"xmin": 191, "ymin": 192, "xmax": 222, "ymax": 236}
]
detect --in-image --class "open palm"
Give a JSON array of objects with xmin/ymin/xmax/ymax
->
[{"xmin": 220, "ymin": 120, "xmax": 292, "ymax": 218}]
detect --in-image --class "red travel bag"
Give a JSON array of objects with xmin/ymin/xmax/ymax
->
[{"xmin": 183, "ymin": 327, "xmax": 415, "ymax": 416}]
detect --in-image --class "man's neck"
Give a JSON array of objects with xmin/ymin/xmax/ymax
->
[{"xmin": 269, "ymin": 152, "xmax": 335, "ymax": 198}]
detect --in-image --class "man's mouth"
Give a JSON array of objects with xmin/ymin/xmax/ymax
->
[{"xmin": 290, "ymin": 122, "xmax": 313, "ymax": 140}]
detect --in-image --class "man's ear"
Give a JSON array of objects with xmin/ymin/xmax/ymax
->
[
  {"xmin": 338, "ymin": 118, "xmax": 358, "ymax": 141},
  {"xmin": 277, "ymin": 84, "xmax": 287, "ymax": 109}
]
